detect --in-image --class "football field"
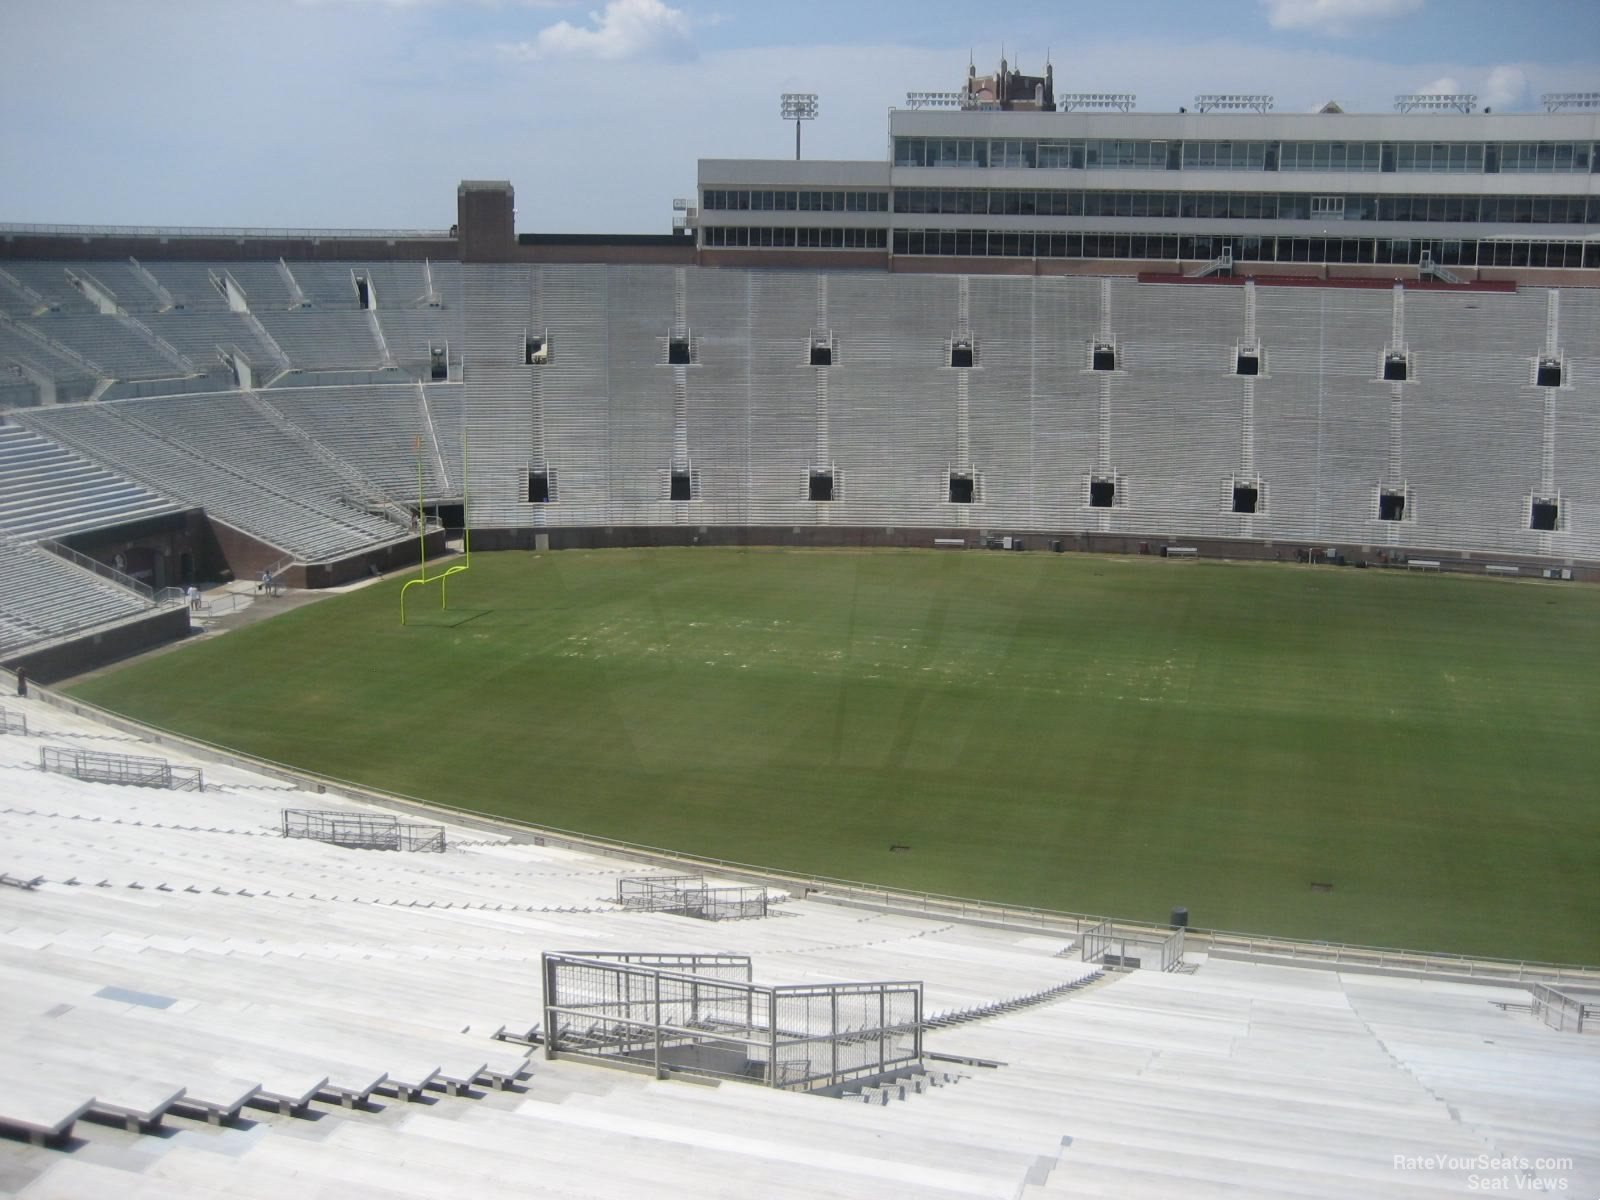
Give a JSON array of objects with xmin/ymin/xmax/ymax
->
[{"xmin": 68, "ymin": 548, "xmax": 1600, "ymax": 963}]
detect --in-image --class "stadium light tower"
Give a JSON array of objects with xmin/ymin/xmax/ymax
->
[{"xmin": 780, "ymin": 92, "xmax": 818, "ymax": 160}]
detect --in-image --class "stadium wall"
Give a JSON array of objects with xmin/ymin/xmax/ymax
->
[
  {"xmin": 472, "ymin": 524, "xmax": 1600, "ymax": 582},
  {"xmin": 58, "ymin": 510, "xmax": 217, "ymax": 592},
  {"xmin": 202, "ymin": 518, "xmax": 445, "ymax": 589},
  {"xmin": 1, "ymin": 605, "xmax": 192, "ymax": 683},
  {"xmin": 298, "ymin": 529, "xmax": 447, "ymax": 588}
]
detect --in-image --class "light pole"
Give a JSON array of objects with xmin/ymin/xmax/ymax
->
[{"xmin": 780, "ymin": 93, "xmax": 817, "ymax": 161}]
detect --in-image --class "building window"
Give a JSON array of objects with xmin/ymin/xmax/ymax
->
[
  {"xmin": 702, "ymin": 227, "xmax": 885, "ymax": 251},
  {"xmin": 701, "ymin": 189, "xmax": 886, "ymax": 212}
]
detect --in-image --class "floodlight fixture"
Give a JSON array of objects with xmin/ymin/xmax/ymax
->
[
  {"xmin": 905, "ymin": 91, "xmax": 965, "ymax": 109},
  {"xmin": 1394, "ymin": 93, "xmax": 1477, "ymax": 113},
  {"xmin": 1542, "ymin": 92, "xmax": 1600, "ymax": 111},
  {"xmin": 781, "ymin": 92, "xmax": 818, "ymax": 160},
  {"xmin": 1055, "ymin": 92, "xmax": 1135, "ymax": 113},
  {"xmin": 1194, "ymin": 93, "xmax": 1274, "ymax": 113}
]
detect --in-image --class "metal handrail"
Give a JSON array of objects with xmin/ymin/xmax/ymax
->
[{"xmin": 35, "ymin": 537, "xmax": 156, "ymax": 602}]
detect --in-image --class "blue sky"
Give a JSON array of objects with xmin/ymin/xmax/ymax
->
[{"xmin": 2, "ymin": 0, "xmax": 1595, "ymax": 234}]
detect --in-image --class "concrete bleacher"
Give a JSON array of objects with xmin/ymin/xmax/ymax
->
[
  {"xmin": 258, "ymin": 383, "xmax": 459, "ymax": 500},
  {"xmin": 13, "ymin": 395, "xmax": 406, "ymax": 563},
  {"xmin": 0, "ymin": 678, "xmax": 1596, "ymax": 1198},
  {"xmin": 252, "ymin": 311, "xmax": 386, "ymax": 370},
  {"xmin": 2, "ymin": 258, "xmax": 1593, "ymax": 562},
  {"xmin": 0, "ymin": 422, "xmax": 181, "ymax": 541},
  {"xmin": 0, "ymin": 262, "xmax": 459, "ymax": 392},
  {"xmin": 0, "ymin": 540, "xmax": 157, "ymax": 653},
  {"xmin": 442, "ymin": 265, "xmax": 1594, "ymax": 561},
  {"xmin": 0, "ymin": 318, "xmax": 102, "ymax": 390},
  {"xmin": 14, "ymin": 315, "xmax": 189, "ymax": 382}
]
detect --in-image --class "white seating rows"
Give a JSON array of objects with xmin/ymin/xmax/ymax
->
[
  {"xmin": 0, "ymin": 320, "xmax": 100, "ymax": 389},
  {"xmin": 0, "ymin": 423, "xmax": 180, "ymax": 541},
  {"xmin": 14, "ymin": 395, "xmax": 405, "ymax": 562},
  {"xmin": 2, "ymin": 259, "xmax": 1593, "ymax": 560},
  {"xmin": 258, "ymin": 384, "xmax": 461, "ymax": 500},
  {"xmin": 0, "ymin": 262, "xmax": 461, "ymax": 388},
  {"xmin": 0, "ymin": 262, "xmax": 461, "ymax": 321},
  {"xmin": 0, "ymin": 540, "xmax": 153, "ymax": 650},
  {"xmin": 12, "ymin": 315, "xmax": 187, "ymax": 382},
  {"xmin": 1, "ymin": 679, "xmax": 1596, "ymax": 1198},
  {"xmin": 444, "ymin": 266, "xmax": 1594, "ymax": 559}
]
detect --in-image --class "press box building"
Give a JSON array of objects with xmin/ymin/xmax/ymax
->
[{"xmin": 695, "ymin": 58, "xmax": 1600, "ymax": 282}]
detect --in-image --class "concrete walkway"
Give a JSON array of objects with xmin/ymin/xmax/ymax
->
[{"xmin": 62, "ymin": 546, "xmax": 464, "ymax": 686}]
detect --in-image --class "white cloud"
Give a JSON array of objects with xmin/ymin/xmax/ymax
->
[
  {"xmin": 1483, "ymin": 64, "xmax": 1528, "ymax": 109},
  {"xmin": 294, "ymin": 0, "xmax": 571, "ymax": 7},
  {"xmin": 503, "ymin": 0, "xmax": 693, "ymax": 62},
  {"xmin": 1260, "ymin": 0, "xmax": 1424, "ymax": 37},
  {"xmin": 1415, "ymin": 75, "xmax": 1460, "ymax": 95}
]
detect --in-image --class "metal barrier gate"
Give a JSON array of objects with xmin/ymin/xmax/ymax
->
[
  {"xmin": 281, "ymin": 808, "xmax": 446, "ymax": 852},
  {"xmin": 543, "ymin": 951, "xmax": 922, "ymax": 1091},
  {"xmin": 615, "ymin": 874, "xmax": 770, "ymax": 920},
  {"xmin": 39, "ymin": 744, "xmax": 203, "ymax": 792}
]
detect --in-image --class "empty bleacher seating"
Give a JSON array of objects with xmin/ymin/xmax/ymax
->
[
  {"xmin": 0, "ymin": 677, "xmax": 1594, "ymax": 1198},
  {"xmin": 0, "ymin": 423, "xmax": 182, "ymax": 540}
]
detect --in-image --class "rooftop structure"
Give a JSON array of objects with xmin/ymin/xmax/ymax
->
[{"xmin": 696, "ymin": 55, "xmax": 1600, "ymax": 282}]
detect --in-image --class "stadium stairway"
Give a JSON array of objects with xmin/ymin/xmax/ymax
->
[{"xmin": 923, "ymin": 970, "xmax": 1109, "ymax": 1029}]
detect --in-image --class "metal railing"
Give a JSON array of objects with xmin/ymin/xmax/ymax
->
[
  {"xmin": 543, "ymin": 951, "xmax": 922, "ymax": 1091},
  {"xmin": 281, "ymin": 807, "xmax": 445, "ymax": 852},
  {"xmin": 1529, "ymin": 982, "xmax": 1598, "ymax": 1033},
  {"xmin": 616, "ymin": 874, "xmax": 770, "ymax": 920},
  {"xmin": 16, "ymin": 668, "xmax": 1600, "ymax": 988},
  {"xmin": 1081, "ymin": 919, "xmax": 1186, "ymax": 972},
  {"xmin": 37, "ymin": 538, "xmax": 195, "ymax": 607},
  {"xmin": 11, "ymin": 536, "xmax": 154, "ymax": 605},
  {"xmin": 39, "ymin": 744, "xmax": 203, "ymax": 791}
]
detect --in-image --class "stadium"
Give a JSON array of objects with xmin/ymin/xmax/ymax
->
[{"xmin": 2, "ymin": 51, "xmax": 1599, "ymax": 1198}]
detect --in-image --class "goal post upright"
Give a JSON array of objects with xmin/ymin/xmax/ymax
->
[{"xmin": 400, "ymin": 426, "xmax": 471, "ymax": 625}]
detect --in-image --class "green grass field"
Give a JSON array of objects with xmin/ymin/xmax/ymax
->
[{"xmin": 68, "ymin": 548, "xmax": 1600, "ymax": 963}]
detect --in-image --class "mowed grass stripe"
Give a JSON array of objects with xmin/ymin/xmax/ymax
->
[{"xmin": 68, "ymin": 548, "xmax": 1600, "ymax": 963}]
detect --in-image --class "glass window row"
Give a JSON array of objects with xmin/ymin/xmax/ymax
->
[
  {"xmin": 703, "ymin": 226, "xmax": 888, "ymax": 249},
  {"xmin": 701, "ymin": 189, "xmax": 889, "ymax": 212},
  {"xmin": 892, "ymin": 188, "xmax": 1600, "ymax": 224},
  {"xmin": 892, "ymin": 137, "xmax": 1596, "ymax": 174},
  {"xmin": 890, "ymin": 228, "xmax": 1597, "ymax": 269}
]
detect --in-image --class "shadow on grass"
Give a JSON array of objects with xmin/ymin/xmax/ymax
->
[{"xmin": 401, "ymin": 609, "xmax": 493, "ymax": 628}]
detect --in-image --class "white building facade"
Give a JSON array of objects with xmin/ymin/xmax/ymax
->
[{"xmin": 699, "ymin": 103, "xmax": 1600, "ymax": 279}]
